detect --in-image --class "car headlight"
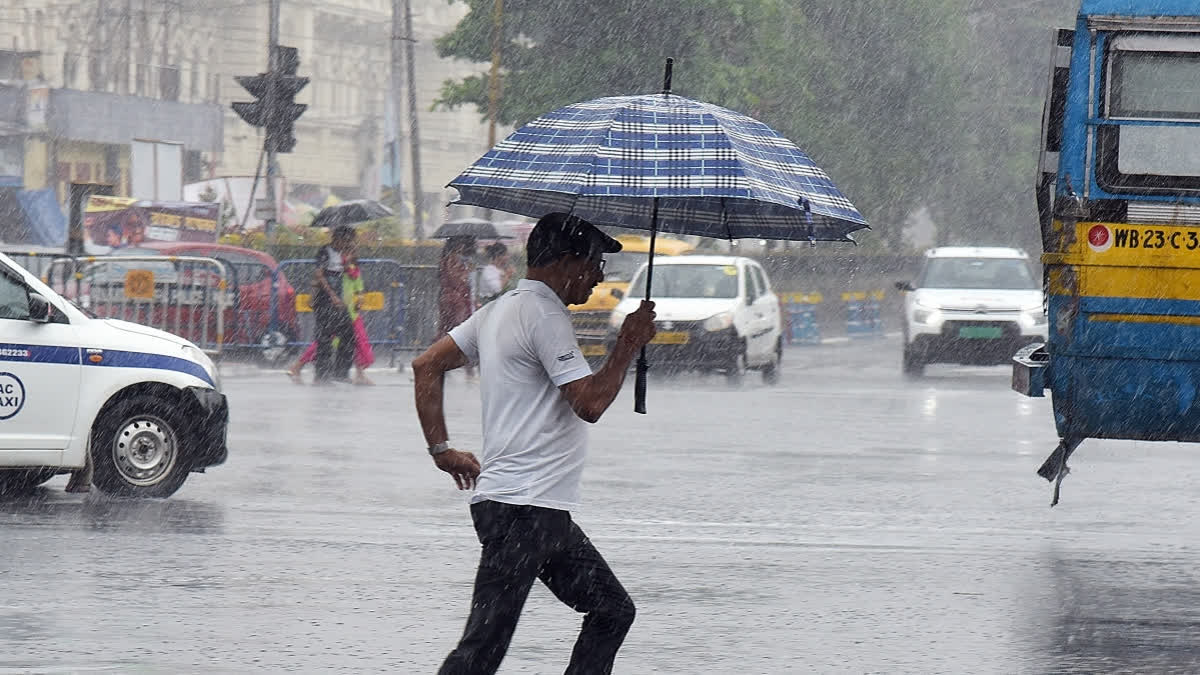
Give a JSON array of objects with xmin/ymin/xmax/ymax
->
[
  {"xmin": 703, "ymin": 311, "xmax": 735, "ymax": 332},
  {"xmin": 1023, "ymin": 306, "xmax": 1047, "ymax": 325},
  {"xmin": 182, "ymin": 344, "xmax": 221, "ymax": 391},
  {"xmin": 609, "ymin": 309, "xmax": 628, "ymax": 330},
  {"xmin": 913, "ymin": 309, "xmax": 932, "ymax": 324}
]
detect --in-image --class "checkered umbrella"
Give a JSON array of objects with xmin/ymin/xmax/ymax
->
[
  {"xmin": 448, "ymin": 60, "xmax": 868, "ymax": 412},
  {"xmin": 448, "ymin": 77, "xmax": 865, "ymax": 244}
]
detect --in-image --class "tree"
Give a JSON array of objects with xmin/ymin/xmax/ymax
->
[{"xmin": 433, "ymin": 1, "xmax": 1006, "ymax": 253}]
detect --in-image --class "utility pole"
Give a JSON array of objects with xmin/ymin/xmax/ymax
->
[
  {"xmin": 160, "ymin": 1, "xmax": 171, "ymax": 84},
  {"xmin": 403, "ymin": 0, "xmax": 425, "ymax": 239},
  {"xmin": 265, "ymin": 0, "xmax": 280, "ymax": 238},
  {"xmin": 487, "ymin": 0, "xmax": 503, "ymax": 147},
  {"xmin": 390, "ymin": 0, "xmax": 404, "ymax": 218},
  {"xmin": 139, "ymin": 0, "xmax": 151, "ymax": 95},
  {"xmin": 123, "ymin": 0, "xmax": 133, "ymax": 94}
]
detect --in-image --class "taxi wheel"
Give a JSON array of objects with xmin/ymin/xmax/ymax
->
[
  {"xmin": 258, "ymin": 330, "xmax": 295, "ymax": 367},
  {"xmin": 0, "ymin": 468, "xmax": 58, "ymax": 497},
  {"xmin": 762, "ymin": 340, "xmax": 782, "ymax": 386},
  {"xmin": 91, "ymin": 395, "xmax": 191, "ymax": 498},
  {"xmin": 725, "ymin": 349, "xmax": 747, "ymax": 386},
  {"xmin": 903, "ymin": 344, "xmax": 925, "ymax": 378}
]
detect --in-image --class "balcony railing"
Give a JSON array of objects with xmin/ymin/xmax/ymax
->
[{"xmin": 65, "ymin": 53, "xmax": 221, "ymax": 104}]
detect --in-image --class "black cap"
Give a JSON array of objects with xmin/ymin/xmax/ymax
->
[{"xmin": 526, "ymin": 212, "xmax": 622, "ymax": 268}]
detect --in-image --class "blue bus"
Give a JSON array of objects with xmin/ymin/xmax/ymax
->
[{"xmin": 1014, "ymin": 0, "xmax": 1200, "ymax": 504}]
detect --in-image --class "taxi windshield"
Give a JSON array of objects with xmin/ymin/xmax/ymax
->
[
  {"xmin": 601, "ymin": 252, "xmax": 645, "ymax": 282},
  {"xmin": 628, "ymin": 264, "xmax": 740, "ymax": 298}
]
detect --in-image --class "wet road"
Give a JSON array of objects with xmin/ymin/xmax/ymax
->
[{"xmin": 5, "ymin": 336, "xmax": 1200, "ymax": 673}]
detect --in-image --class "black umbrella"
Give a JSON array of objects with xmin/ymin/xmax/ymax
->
[
  {"xmin": 310, "ymin": 199, "xmax": 394, "ymax": 228},
  {"xmin": 432, "ymin": 217, "xmax": 512, "ymax": 240}
]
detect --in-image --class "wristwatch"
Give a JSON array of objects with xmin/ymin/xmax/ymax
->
[{"xmin": 428, "ymin": 441, "xmax": 451, "ymax": 456}]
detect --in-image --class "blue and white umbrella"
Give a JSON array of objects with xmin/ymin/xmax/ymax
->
[
  {"xmin": 448, "ymin": 67, "xmax": 866, "ymax": 244},
  {"xmin": 448, "ymin": 60, "xmax": 868, "ymax": 412}
]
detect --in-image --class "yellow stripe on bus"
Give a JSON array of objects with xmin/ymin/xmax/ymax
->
[
  {"xmin": 1078, "ymin": 265, "xmax": 1200, "ymax": 301},
  {"xmin": 1090, "ymin": 313, "xmax": 1200, "ymax": 326}
]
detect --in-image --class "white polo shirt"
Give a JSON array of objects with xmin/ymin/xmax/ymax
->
[{"xmin": 449, "ymin": 279, "xmax": 592, "ymax": 510}]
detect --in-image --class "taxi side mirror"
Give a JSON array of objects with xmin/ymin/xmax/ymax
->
[
  {"xmin": 894, "ymin": 280, "xmax": 914, "ymax": 292},
  {"xmin": 28, "ymin": 292, "xmax": 52, "ymax": 323},
  {"xmin": 611, "ymin": 288, "xmax": 624, "ymax": 300}
]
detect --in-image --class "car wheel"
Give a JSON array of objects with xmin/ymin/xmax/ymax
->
[
  {"xmin": 761, "ymin": 339, "xmax": 782, "ymax": 385},
  {"xmin": 91, "ymin": 395, "xmax": 191, "ymax": 498},
  {"xmin": 258, "ymin": 330, "xmax": 294, "ymax": 367},
  {"xmin": 725, "ymin": 349, "xmax": 747, "ymax": 386},
  {"xmin": 903, "ymin": 343, "xmax": 925, "ymax": 378},
  {"xmin": 0, "ymin": 468, "xmax": 58, "ymax": 497}
]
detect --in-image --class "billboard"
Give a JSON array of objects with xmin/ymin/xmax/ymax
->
[
  {"xmin": 83, "ymin": 195, "xmax": 218, "ymax": 254},
  {"xmin": 184, "ymin": 176, "xmax": 286, "ymax": 231},
  {"xmin": 131, "ymin": 139, "xmax": 183, "ymax": 202}
]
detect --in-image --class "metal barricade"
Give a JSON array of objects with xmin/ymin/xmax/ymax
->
[
  {"xmin": 842, "ymin": 289, "xmax": 885, "ymax": 338},
  {"xmin": 2, "ymin": 250, "xmax": 75, "ymax": 281},
  {"xmin": 44, "ymin": 255, "xmax": 233, "ymax": 357},
  {"xmin": 778, "ymin": 292, "xmax": 822, "ymax": 345},
  {"xmin": 271, "ymin": 258, "xmax": 420, "ymax": 365}
]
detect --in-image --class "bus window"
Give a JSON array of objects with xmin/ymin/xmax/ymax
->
[{"xmin": 1098, "ymin": 34, "xmax": 1200, "ymax": 191}]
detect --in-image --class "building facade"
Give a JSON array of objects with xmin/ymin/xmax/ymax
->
[{"xmin": 0, "ymin": 0, "xmax": 503, "ymax": 234}]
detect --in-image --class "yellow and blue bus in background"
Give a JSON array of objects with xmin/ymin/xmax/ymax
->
[{"xmin": 1014, "ymin": 0, "xmax": 1200, "ymax": 503}]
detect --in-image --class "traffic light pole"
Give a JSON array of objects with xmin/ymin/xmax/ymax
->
[
  {"xmin": 232, "ymin": 4, "xmax": 307, "ymax": 236},
  {"xmin": 264, "ymin": 0, "xmax": 281, "ymax": 238}
]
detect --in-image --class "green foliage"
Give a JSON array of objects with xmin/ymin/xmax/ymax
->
[{"xmin": 435, "ymin": 0, "xmax": 1078, "ymax": 254}]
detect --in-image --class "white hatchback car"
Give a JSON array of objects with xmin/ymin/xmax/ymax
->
[
  {"xmin": 609, "ymin": 255, "xmax": 783, "ymax": 384},
  {"xmin": 896, "ymin": 247, "xmax": 1047, "ymax": 376}
]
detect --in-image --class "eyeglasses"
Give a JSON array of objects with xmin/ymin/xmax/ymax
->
[{"xmin": 579, "ymin": 253, "xmax": 605, "ymax": 271}]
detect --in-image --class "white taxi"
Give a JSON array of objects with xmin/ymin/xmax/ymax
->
[
  {"xmin": 0, "ymin": 253, "xmax": 227, "ymax": 497},
  {"xmin": 608, "ymin": 255, "xmax": 783, "ymax": 384}
]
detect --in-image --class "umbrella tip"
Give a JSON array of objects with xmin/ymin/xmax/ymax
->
[{"xmin": 662, "ymin": 57, "xmax": 674, "ymax": 95}]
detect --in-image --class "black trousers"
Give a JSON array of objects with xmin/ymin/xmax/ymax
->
[
  {"xmin": 312, "ymin": 298, "xmax": 354, "ymax": 382},
  {"xmin": 439, "ymin": 500, "xmax": 636, "ymax": 675}
]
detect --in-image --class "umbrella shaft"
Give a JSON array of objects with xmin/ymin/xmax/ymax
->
[{"xmin": 644, "ymin": 198, "xmax": 659, "ymax": 302}]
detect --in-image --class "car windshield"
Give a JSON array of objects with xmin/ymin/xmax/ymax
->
[
  {"xmin": 627, "ymin": 264, "xmax": 740, "ymax": 299},
  {"xmin": 67, "ymin": 297, "xmax": 97, "ymax": 318},
  {"xmin": 83, "ymin": 256, "xmax": 179, "ymax": 284},
  {"xmin": 601, "ymin": 252, "xmax": 645, "ymax": 283},
  {"xmin": 919, "ymin": 257, "xmax": 1038, "ymax": 290}
]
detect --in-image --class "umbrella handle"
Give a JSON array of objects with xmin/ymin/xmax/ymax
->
[{"xmin": 634, "ymin": 348, "xmax": 649, "ymax": 414}]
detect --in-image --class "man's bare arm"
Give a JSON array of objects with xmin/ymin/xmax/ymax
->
[
  {"xmin": 313, "ymin": 266, "xmax": 341, "ymax": 305},
  {"xmin": 412, "ymin": 335, "xmax": 480, "ymax": 489},
  {"xmin": 560, "ymin": 300, "xmax": 656, "ymax": 423}
]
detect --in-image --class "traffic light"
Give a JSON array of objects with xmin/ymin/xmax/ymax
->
[{"xmin": 232, "ymin": 45, "xmax": 309, "ymax": 153}]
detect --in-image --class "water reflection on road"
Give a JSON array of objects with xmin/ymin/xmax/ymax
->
[{"xmin": 2, "ymin": 337, "xmax": 1200, "ymax": 673}]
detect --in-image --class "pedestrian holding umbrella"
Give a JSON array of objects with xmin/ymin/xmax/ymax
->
[
  {"xmin": 448, "ymin": 59, "xmax": 868, "ymax": 412},
  {"xmin": 431, "ymin": 217, "xmax": 512, "ymax": 241},
  {"xmin": 309, "ymin": 199, "xmax": 393, "ymax": 229}
]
